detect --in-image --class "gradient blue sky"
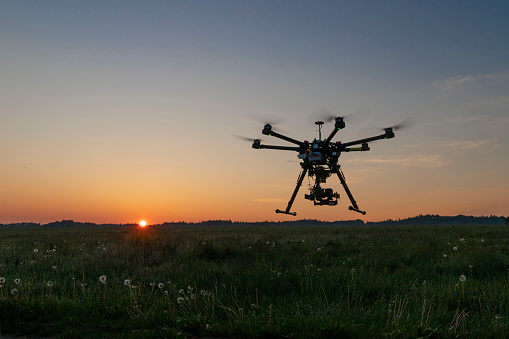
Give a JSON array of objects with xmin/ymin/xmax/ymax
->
[{"xmin": 1, "ymin": 1, "xmax": 508, "ymax": 223}]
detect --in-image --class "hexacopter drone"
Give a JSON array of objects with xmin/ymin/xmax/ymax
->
[{"xmin": 241, "ymin": 113, "xmax": 415, "ymax": 216}]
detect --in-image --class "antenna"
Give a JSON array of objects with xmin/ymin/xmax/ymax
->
[{"xmin": 315, "ymin": 121, "xmax": 324, "ymax": 140}]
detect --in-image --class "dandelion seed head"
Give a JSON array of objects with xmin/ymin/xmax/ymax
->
[
  {"xmin": 443, "ymin": 254, "xmax": 448, "ymax": 258},
  {"xmin": 11, "ymin": 288, "xmax": 17, "ymax": 295},
  {"xmin": 99, "ymin": 275, "xmax": 107, "ymax": 284},
  {"xmin": 124, "ymin": 279, "xmax": 131, "ymax": 286},
  {"xmin": 460, "ymin": 274, "xmax": 466, "ymax": 282},
  {"xmin": 469, "ymin": 265, "xmax": 473, "ymax": 268},
  {"xmin": 481, "ymin": 239, "xmax": 485, "ymax": 243},
  {"xmin": 14, "ymin": 278, "xmax": 21, "ymax": 285},
  {"xmin": 33, "ymin": 249, "xmax": 39, "ymax": 253},
  {"xmin": 158, "ymin": 283, "xmax": 164, "ymax": 289},
  {"xmin": 0, "ymin": 277, "xmax": 5, "ymax": 284},
  {"xmin": 47, "ymin": 281, "xmax": 53, "ymax": 287},
  {"xmin": 52, "ymin": 266, "xmax": 57, "ymax": 270},
  {"xmin": 177, "ymin": 297, "xmax": 184, "ymax": 304}
]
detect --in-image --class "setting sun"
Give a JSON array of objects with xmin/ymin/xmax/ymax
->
[{"xmin": 139, "ymin": 220, "xmax": 147, "ymax": 227}]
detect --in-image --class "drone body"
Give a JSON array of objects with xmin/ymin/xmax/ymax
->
[{"xmin": 250, "ymin": 116, "xmax": 403, "ymax": 216}]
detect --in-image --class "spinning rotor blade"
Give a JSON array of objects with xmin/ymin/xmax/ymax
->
[
  {"xmin": 359, "ymin": 117, "xmax": 417, "ymax": 137},
  {"xmin": 245, "ymin": 114, "xmax": 287, "ymax": 133},
  {"xmin": 308, "ymin": 108, "xmax": 371, "ymax": 125},
  {"xmin": 232, "ymin": 134, "xmax": 263, "ymax": 143},
  {"xmin": 388, "ymin": 117, "xmax": 417, "ymax": 131}
]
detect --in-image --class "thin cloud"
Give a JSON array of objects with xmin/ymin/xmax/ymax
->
[
  {"xmin": 348, "ymin": 155, "xmax": 448, "ymax": 168},
  {"xmin": 439, "ymin": 139, "xmax": 496, "ymax": 150},
  {"xmin": 433, "ymin": 72, "xmax": 509, "ymax": 93},
  {"xmin": 253, "ymin": 198, "xmax": 287, "ymax": 203},
  {"xmin": 433, "ymin": 75, "xmax": 474, "ymax": 92}
]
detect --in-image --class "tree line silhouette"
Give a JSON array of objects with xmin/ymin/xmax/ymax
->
[{"xmin": 1, "ymin": 214, "xmax": 507, "ymax": 228}]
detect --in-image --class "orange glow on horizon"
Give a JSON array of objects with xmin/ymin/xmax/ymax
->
[{"xmin": 139, "ymin": 220, "xmax": 147, "ymax": 227}]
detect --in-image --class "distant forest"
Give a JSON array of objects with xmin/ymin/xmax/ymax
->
[{"xmin": 1, "ymin": 214, "xmax": 508, "ymax": 228}]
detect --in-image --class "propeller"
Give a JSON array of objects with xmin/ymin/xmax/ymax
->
[
  {"xmin": 245, "ymin": 114, "xmax": 287, "ymax": 133},
  {"xmin": 382, "ymin": 117, "xmax": 417, "ymax": 131},
  {"xmin": 386, "ymin": 117, "xmax": 417, "ymax": 131},
  {"xmin": 307, "ymin": 108, "xmax": 372, "ymax": 126},
  {"xmin": 232, "ymin": 134, "xmax": 263, "ymax": 143},
  {"xmin": 359, "ymin": 117, "xmax": 418, "ymax": 137}
]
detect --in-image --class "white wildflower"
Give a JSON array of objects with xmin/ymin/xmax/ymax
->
[
  {"xmin": 33, "ymin": 249, "xmax": 39, "ymax": 253},
  {"xmin": 443, "ymin": 254, "xmax": 448, "ymax": 258},
  {"xmin": 459, "ymin": 274, "xmax": 466, "ymax": 282},
  {"xmin": 481, "ymin": 239, "xmax": 485, "ymax": 243},
  {"xmin": 158, "ymin": 283, "xmax": 164, "ymax": 289},
  {"xmin": 99, "ymin": 275, "xmax": 107, "ymax": 284},
  {"xmin": 179, "ymin": 289, "xmax": 184, "ymax": 294},
  {"xmin": 52, "ymin": 266, "xmax": 57, "ymax": 270},
  {"xmin": 150, "ymin": 282, "xmax": 156, "ymax": 287},
  {"xmin": 460, "ymin": 238, "xmax": 465, "ymax": 242},
  {"xmin": 47, "ymin": 281, "xmax": 54, "ymax": 287},
  {"xmin": 177, "ymin": 297, "xmax": 184, "ymax": 304},
  {"xmin": 124, "ymin": 279, "xmax": 131, "ymax": 286},
  {"xmin": 14, "ymin": 278, "xmax": 21, "ymax": 285},
  {"xmin": 453, "ymin": 246, "xmax": 458, "ymax": 251},
  {"xmin": 0, "ymin": 277, "xmax": 5, "ymax": 284},
  {"xmin": 11, "ymin": 288, "xmax": 17, "ymax": 295}
]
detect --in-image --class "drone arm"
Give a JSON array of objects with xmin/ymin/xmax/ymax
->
[
  {"xmin": 324, "ymin": 119, "xmax": 345, "ymax": 144},
  {"xmin": 344, "ymin": 144, "xmax": 370, "ymax": 152},
  {"xmin": 324, "ymin": 128, "xmax": 339, "ymax": 144},
  {"xmin": 256, "ymin": 144, "xmax": 301, "ymax": 151},
  {"xmin": 276, "ymin": 167, "xmax": 308, "ymax": 216},
  {"xmin": 332, "ymin": 164, "xmax": 366, "ymax": 215},
  {"xmin": 262, "ymin": 125, "xmax": 304, "ymax": 146},
  {"xmin": 341, "ymin": 132, "xmax": 394, "ymax": 148}
]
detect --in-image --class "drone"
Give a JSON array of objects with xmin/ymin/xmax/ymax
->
[{"xmin": 239, "ymin": 113, "xmax": 415, "ymax": 216}]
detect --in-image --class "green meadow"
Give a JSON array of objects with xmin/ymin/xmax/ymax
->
[{"xmin": 0, "ymin": 224, "xmax": 508, "ymax": 338}]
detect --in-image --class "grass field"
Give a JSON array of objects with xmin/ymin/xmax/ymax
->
[{"xmin": 0, "ymin": 224, "xmax": 508, "ymax": 338}]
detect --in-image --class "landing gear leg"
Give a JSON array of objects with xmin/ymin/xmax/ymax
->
[
  {"xmin": 332, "ymin": 164, "xmax": 366, "ymax": 215},
  {"xmin": 276, "ymin": 168, "xmax": 308, "ymax": 216}
]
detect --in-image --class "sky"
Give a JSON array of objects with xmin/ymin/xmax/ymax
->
[{"xmin": 1, "ymin": 1, "xmax": 508, "ymax": 224}]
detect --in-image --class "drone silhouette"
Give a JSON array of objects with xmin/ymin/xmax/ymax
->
[{"xmin": 237, "ymin": 113, "xmax": 415, "ymax": 216}]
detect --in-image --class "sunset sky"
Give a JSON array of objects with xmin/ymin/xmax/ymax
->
[{"xmin": 1, "ymin": 1, "xmax": 508, "ymax": 224}]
